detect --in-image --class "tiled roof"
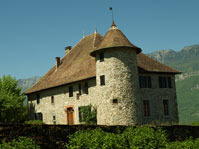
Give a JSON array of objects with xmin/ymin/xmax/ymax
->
[
  {"xmin": 90, "ymin": 24, "xmax": 141, "ymax": 56},
  {"xmin": 25, "ymin": 30, "xmax": 181, "ymax": 95}
]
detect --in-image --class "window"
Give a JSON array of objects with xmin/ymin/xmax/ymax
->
[
  {"xmin": 100, "ymin": 75, "xmax": 105, "ymax": 86},
  {"xmin": 163, "ymin": 100, "xmax": 169, "ymax": 115},
  {"xmin": 78, "ymin": 106, "xmax": 91, "ymax": 122},
  {"xmin": 143, "ymin": 100, "xmax": 150, "ymax": 116},
  {"xmin": 51, "ymin": 96, "xmax": 54, "ymax": 104},
  {"xmin": 168, "ymin": 77, "xmax": 172, "ymax": 88},
  {"xmin": 78, "ymin": 84, "xmax": 82, "ymax": 95},
  {"xmin": 159, "ymin": 77, "xmax": 172, "ymax": 88},
  {"xmin": 69, "ymin": 86, "xmax": 73, "ymax": 97},
  {"xmin": 35, "ymin": 112, "xmax": 43, "ymax": 121},
  {"xmin": 139, "ymin": 76, "xmax": 152, "ymax": 88},
  {"xmin": 53, "ymin": 115, "xmax": 56, "ymax": 124},
  {"xmin": 36, "ymin": 94, "xmax": 40, "ymax": 104},
  {"xmin": 112, "ymin": 99, "xmax": 118, "ymax": 104},
  {"xmin": 99, "ymin": 53, "xmax": 104, "ymax": 62},
  {"xmin": 85, "ymin": 82, "xmax": 88, "ymax": 94}
]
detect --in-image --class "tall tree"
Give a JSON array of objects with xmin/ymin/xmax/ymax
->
[{"xmin": 0, "ymin": 75, "xmax": 27, "ymax": 123}]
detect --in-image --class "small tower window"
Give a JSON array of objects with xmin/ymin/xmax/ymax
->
[
  {"xmin": 51, "ymin": 96, "xmax": 54, "ymax": 104},
  {"xmin": 112, "ymin": 99, "xmax": 118, "ymax": 104},
  {"xmin": 99, "ymin": 53, "xmax": 104, "ymax": 62},
  {"xmin": 100, "ymin": 75, "xmax": 105, "ymax": 86},
  {"xmin": 143, "ymin": 100, "xmax": 150, "ymax": 116},
  {"xmin": 163, "ymin": 100, "xmax": 169, "ymax": 115},
  {"xmin": 36, "ymin": 94, "xmax": 40, "ymax": 104},
  {"xmin": 69, "ymin": 86, "xmax": 73, "ymax": 97}
]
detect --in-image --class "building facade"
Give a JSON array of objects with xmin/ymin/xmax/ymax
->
[{"xmin": 26, "ymin": 23, "xmax": 180, "ymax": 125}]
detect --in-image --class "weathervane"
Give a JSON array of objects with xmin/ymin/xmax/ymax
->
[{"xmin": 109, "ymin": 7, "xmax": 116, "ymax": 26}]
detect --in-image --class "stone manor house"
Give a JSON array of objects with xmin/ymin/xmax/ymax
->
[{"xmin": 25, "ymin": 22, "xmax": 181, "ymax": 125}]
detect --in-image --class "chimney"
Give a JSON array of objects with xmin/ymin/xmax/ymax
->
[
  {"xmin": 56, "ymin": 57, "xmax": 60, "ymax": 70},
  {"xmin": 65, "ymin": 46, "xmax": 72, "ymax": 55}
]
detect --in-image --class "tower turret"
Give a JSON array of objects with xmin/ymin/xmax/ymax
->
[{"xmin": 90, "ymin": 24, "xmax": 143, "ymax": 125}]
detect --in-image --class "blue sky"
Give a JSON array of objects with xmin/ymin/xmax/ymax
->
[{"xmin": 0, "ymin": 0, "xmax": 199, "ymax": 79}]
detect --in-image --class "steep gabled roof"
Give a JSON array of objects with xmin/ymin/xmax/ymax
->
[
  {"xmin": 25, "ymin": 33, "xmax": 103, "ymax": 94},
  {"xmin": 90, "ymin": 23, "xmax": 141, "ymax": 56},
  {"xmin": 25, "ymin": 31, "xmax": 181, "ymax": 95},
  {"xmin": 137, "ymin": 53, "xmax": 181, "ymax": 74}
]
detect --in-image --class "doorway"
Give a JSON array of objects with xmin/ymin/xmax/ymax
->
[{"xmin": 67, "ymin": 107, "xmax": 74, "ymax": 125}]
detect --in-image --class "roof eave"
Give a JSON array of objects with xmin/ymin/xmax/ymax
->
[{"xmin": 90, "ymin": 46, "xmax": 142, "ymax": 57}]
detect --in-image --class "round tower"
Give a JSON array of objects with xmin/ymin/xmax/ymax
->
[{"xmin": 90, "ymin": 22, "xmax": 143, "ymax": 125}]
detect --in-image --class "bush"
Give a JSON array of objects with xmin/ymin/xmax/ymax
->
[
  {"xmin": 66, "ymin": 128, "xmax": 127, "ymax": 149},
  {"xmin": 24, "ymin": 120, "xmax": 44, "ymax": 125},
  {"xmin": 0, "ymin": 136, "xmax": 40, "ymax": 149},
  {"xmin": 166, "ymin": 138, "xmax": 199, "ymax": 149},
  {"xmin": 123, "ymin": 126, "xmax": 168, "ymax": 149}
]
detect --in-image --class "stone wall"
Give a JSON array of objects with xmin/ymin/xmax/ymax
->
[
  {"xmin": 139, "ymin": 73, "xmax": 179, "ymax": 124},
  {"xmin": 28, "ymin": 78, "xmax": 98, "ymax": 125},
  {"xmin": 95, "ymin": 48, "xmax": 142, "ymax": 125}
]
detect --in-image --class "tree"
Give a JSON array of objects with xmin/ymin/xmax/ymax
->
[{"xmin": 0, "ymin": 75, "xmax": 27, "ymax": 123}]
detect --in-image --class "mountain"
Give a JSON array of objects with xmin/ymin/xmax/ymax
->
[
  {"xmin": 149, "ymin": 45, "xmax": 199, "ymax": 73},
  {"xmin": 18, "ymin": 76, "xmax": 41, "ymax": 93},
  {"xmin": 149, "ymin": 45, "xmax": 199, "ymax": 124}
]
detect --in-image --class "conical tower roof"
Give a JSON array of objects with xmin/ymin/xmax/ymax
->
[{"xmin": 90, "ymin": 22, "xmax": 141, "ymax": 56}]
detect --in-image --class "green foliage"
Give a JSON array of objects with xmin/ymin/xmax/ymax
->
[
  {"xmin": 66, "ymin": 126, "xmax": 199, "ymax": 149},
  {"xmin": 66, "ymin": 128, "xmax": 126, "ymax": 149},
  {"xmin": 24, "ymin": 120, "xmax": 44, "ymax": 125},
  {"xmin": 79, "ymin": 104, "xmax": 97, "ymax": 125},
  {"xmin": 166, "ymin": 138, "xmax": 199, "ymax": 149},
  {"xmin": 0, "ymin": 75, "xmax": 28, "ymax": 123},
  {"xmin": 0, "ymin": 136, "xmax": 40, "ymax": 149},
  {"xmin": 123, "ymin": 126, "xmax": 168, "ymax": 149}
]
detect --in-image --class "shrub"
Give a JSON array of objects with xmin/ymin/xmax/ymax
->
[
  {"xmin": 123, "ymin": 126, "xmax": 168, "ymax": 149},
  {"xmin": 79, "ymin": 104, "xmax": 97, "ymax": 125},
  {"xmin": 166, "ymin": 138, "xmax": 199, "ymax": 149},
  {"xmin": 24, "ymin": 120, "xmax": 44, "ymax": 125},
  {"xmin": 0, "ymin": 136, "xmax": 40, "ymax": 149},
  {"xmin": 66, "ymin": 128, "xmax": 127, "ymax": 149}
]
